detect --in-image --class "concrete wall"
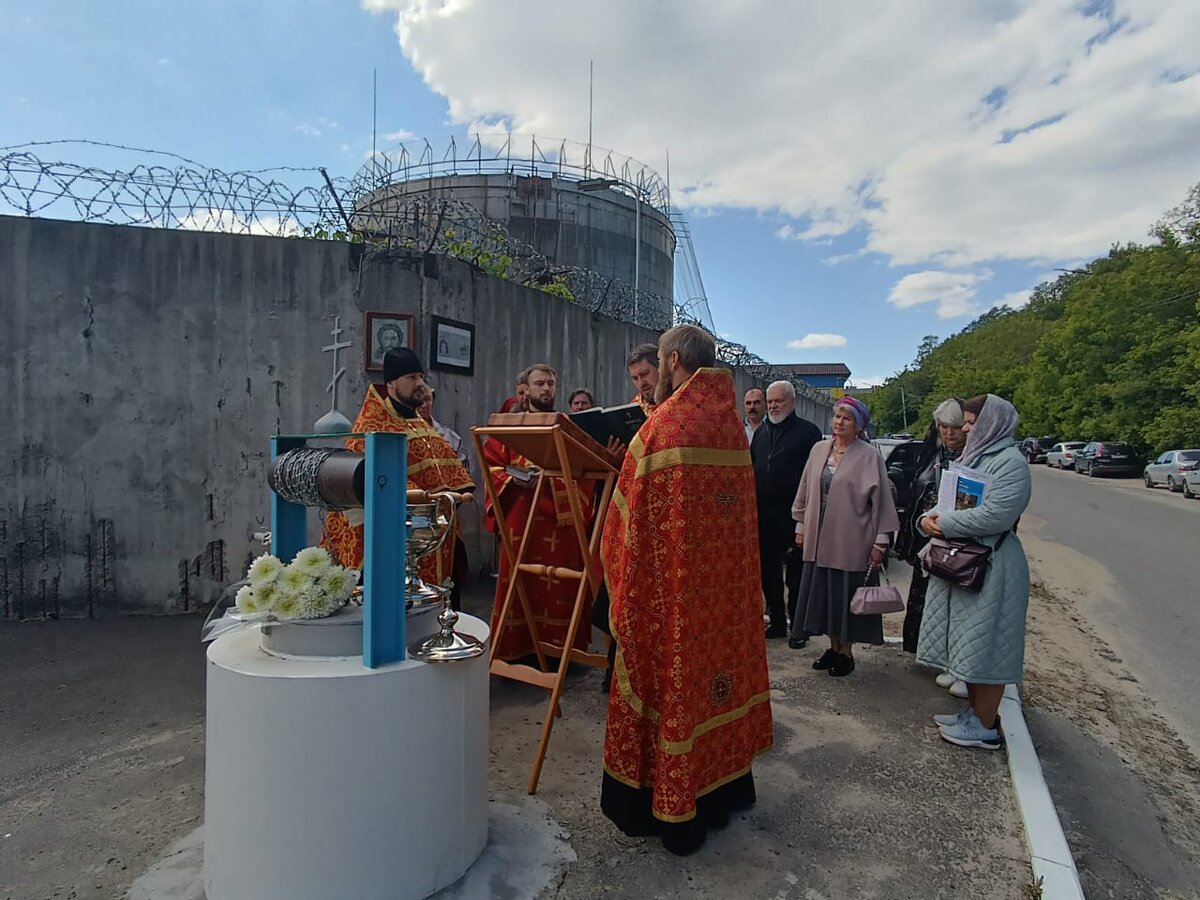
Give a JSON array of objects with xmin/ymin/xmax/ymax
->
[{"xmin": 0, "ymin": 215, "xmax": 668, "ymax": 618}]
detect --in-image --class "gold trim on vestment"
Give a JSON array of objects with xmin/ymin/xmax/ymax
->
[
  {"xmin": 601, "ymin": 755, "xmax": 770, "ymax": 823},
  {"xmin": 633, "ymin": 446, "xmax": 750, "ymax": 479},
  {"xmin": 613, "ymin": 647, "xmax": 771, "ymax": 755},
  {"xmin": 610, "ymin": 486, "xmax": 629, "ymax": 524}
]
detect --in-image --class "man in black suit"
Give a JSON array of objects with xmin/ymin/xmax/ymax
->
[{"xmin": 751, "ymin": 380, "xmax": 823, "ymax": 642}]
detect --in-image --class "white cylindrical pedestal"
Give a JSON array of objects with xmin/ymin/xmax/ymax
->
[{"xmin": 203, "ymin": 614, "xmax": 490, "ymax": 900}]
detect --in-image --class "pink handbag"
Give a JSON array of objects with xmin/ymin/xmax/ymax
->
[{"xmin": 850, "ymin": 565, "xmax": 905, "ymax": 615}]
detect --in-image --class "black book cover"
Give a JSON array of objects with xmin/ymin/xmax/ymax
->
[{"xmin": 569, "ymin": 402, "xmax": 647, "ymax": 447}]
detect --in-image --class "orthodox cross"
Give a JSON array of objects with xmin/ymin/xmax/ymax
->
[
  {"xmin": 715, "ymin": 485, "xmax": 738, "ymax": 517},
  {"xmin": 314, "ymin": 315, "xmax": 353, "ymax": 433}
]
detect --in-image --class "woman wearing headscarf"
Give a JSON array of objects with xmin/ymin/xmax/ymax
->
[
  {"xmin": 917, "ymin": 394, "xmax": 1031, "ymax": 750},
  {"xmin": 791, "ymin": 396, "xmax": 900, "ymax": 677},
  {"xmin": 897, "ymin": 399, "xmax": 967, "ymax": 656}
]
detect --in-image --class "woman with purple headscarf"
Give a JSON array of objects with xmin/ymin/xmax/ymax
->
[{"xmin": 790, "ymin": 396, "xmax": 900, "ymax": 676}]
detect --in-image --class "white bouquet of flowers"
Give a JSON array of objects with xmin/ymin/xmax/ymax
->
[
  {"xmin": 202, "ymin": 547, "xmax": 358, "ymax": 641},
  {"xmin": 235, "ymin": 547, "xmax": 357, "ymax": 621}
]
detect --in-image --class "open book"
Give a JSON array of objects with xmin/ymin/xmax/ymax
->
[{"xmin": 568, "ymin": 402, "xmax": 647, "ymax": 448}]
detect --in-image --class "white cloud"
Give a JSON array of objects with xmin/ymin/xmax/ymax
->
[
  {"xmin": 383, "ymin": 129, "xmax": 417, "ymax": 142},
  {"xmin": 788, "ymin": 333, "xmax": 848, "ymax": 350},
  {"xmin": 889, "ymin": 270, "xmax": 991, "ymax": 319},
  {"xmin": 177, "ymin": 208, "xmax": 300, "ymax": 237},
  {"xmin": 999, "ymin": 289, "xmax": 1034, "ymax": 309},
  {"xmin": 294, "ymin": 123, "xmax": 323, "ymax": 138},
  {"xmin": 365, "ymin": 1, "xmax": 1200, "ymax": 270},
  {"xmin": 849, "ymin": 375, "xmax": 888, "ymax": 389}
]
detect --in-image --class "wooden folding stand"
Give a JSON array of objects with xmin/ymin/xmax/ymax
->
[{"xmin": 471, "ymin": 413, "xmax": 617, "ymax": 794}]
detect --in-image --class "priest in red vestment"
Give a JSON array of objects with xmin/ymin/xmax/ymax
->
[
  {"xmin": 483, "ymin": 363, "xmax": 593, "ymax": 661},
  {"xmin": 322, "ymin": 348, "xmax": 474, "ymax": 588},
  {"xmin": 601, "ymin": 324, "xmax": 773, "ymax": 856}
]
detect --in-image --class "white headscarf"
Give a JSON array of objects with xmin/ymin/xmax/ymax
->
[{"xmin": 959, "ymin": 394, "xmax": 1020, "ymax": 468}]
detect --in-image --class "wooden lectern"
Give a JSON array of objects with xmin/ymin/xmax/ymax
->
[{"xmin": 471, "ymin": 412, "xmax": 617, "ymax": 794}]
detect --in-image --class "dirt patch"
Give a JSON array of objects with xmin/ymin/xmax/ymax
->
[{"xmin": 1021, "ymin": 531, "xmax": 1200, "ymax": 869}]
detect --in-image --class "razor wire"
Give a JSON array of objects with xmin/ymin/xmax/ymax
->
[{"xmin": 0, "ymin": 141, "xmax": 830, "ymax": 405}]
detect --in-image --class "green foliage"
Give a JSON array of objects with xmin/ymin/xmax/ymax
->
[
  {"xmin": 536, "ymin": 275, "xmax": 575, "ymax": 301},
  {"xmin": 872, "ymin": 184, "xmax": 1200, "ymax": 455}
]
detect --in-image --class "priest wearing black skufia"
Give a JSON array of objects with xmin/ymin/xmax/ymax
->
[{"xmin": 751, "ymin": 380, "xmax": 823, "ymax": 643}]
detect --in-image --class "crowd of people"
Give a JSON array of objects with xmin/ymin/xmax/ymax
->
[{"xmin": 322, "ymin": 328, "xmax": 1033, "ymax": 857}]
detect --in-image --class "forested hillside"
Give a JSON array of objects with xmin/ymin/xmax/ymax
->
[{"xmin": 869, "ymin": 186, "xmax": 1200, "ymax": 453}]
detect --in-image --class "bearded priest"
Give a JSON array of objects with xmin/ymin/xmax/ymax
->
[
  {"xmin": 322, "ymin": 348, "xmax": 474, "ymax": 588},
  {"xmin": 600, "ymin": 324, "xmax": 773, "ymax": 856}
]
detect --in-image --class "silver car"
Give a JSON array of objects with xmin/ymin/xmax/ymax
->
[
  {"xmin": 1143, "ymin": 449, "xmax": 1200, "ymax": 492},
  {"xmin": 1046, "ymin": 442, "xmax": 1087, "ymax": 469},
  {"xmin": 1183, "ymin": 464, "xmax": 1200, "ymax": 499}
]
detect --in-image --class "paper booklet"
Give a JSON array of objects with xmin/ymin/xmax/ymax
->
[
  {"xmin": 936, "ymin": 462, "xmax": 993, "ymax": 514},
  {"xmin": 567, "ymin": 402, "xmax": 647, "ymax": 448}
]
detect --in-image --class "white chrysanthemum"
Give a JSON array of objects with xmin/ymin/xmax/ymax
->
[
  {"xmin": 293, "ymin": 546, "xmax": 332, "ymax": 577},
  {"xmin": 278, "ymin": 566, "xmax": 314, "ymax": 593},
  {"xmin": 271, "ymin": 589, "xmax": 302, "ymax": 620},
  {"xmin": 235, "ymin": 585, "xmax": 260, "ymax": 614},
  {"xmin": 298, "ymin": 587, "xmax": 338, "ymax": 620},
  {"xmin": 320, "ymin": 567, "xmax": 355, "ymax": 602},
  {"xmin": 247, "ymin": 554, "xmax": 284, "ymax": 588},
  {"xmin": 254, "ymin": 581, "xmax": 278, "ymax": 608}
]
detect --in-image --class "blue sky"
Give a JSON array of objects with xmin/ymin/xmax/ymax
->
[{"xmin": 3, "ymin": 1, "xmax": 1197, "ymax": 385}]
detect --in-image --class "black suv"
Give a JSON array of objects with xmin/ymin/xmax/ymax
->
[
  {"xmin": 1019, "ymin": 436, "xmax": 1058, "ymax": 464},
  {"xmin": 1074, "ymin": 441, "xmax": 1141, "ymax": 476}
]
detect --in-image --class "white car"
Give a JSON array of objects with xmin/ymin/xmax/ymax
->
[
  {"xmin": 1046, "ymin": 442, "xmax": 1087, "ymax": 469},
  {"xmin": 1143, "ymin": 449, "xmax": 1200, "ymax": 492}
]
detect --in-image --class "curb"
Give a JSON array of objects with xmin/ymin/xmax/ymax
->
[
  {"xmin": 1000, "ymin": 684, "xmax": 1085, "ymax": 899},
  {"xmin": 886, "ymin": 638, "xmax": 1085, "ymax": 898}
]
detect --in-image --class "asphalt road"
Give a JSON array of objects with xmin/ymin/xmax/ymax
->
[{"xmin": 1025, "ymin": 463, "xmax": 1200, "ymax": 750}]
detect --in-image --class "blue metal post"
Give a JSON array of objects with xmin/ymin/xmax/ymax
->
[
  {"xmin": 270, "ymin": 436, "xmax": 308, "ymax": 563},
  {"xmin": 363, "ymin": 431, "xmax": 407, "ymax": 667}
]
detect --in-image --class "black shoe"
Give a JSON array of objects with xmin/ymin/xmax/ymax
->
[
  {"xmin": 765, "ymin": 624, "xmax": 788, "ymax": 639},
  {"xmin": 829, "ymin": 653, "xmax": 856, "ymax": 677},
  {"xmin": 788, "ymin": 636, "xmax": 808, "ymax": 650},
  {"xmin": 812, "ymin": 649, "xmax": 838, "ymax": 670}
]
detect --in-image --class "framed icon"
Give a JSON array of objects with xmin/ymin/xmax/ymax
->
[
  {"xmin": 364, "ymin": 311, "xmax": 415, "ymax": 372},
  {"xmin": 430, "ymin": 315, "xmax": 475, "ymax": 376}
]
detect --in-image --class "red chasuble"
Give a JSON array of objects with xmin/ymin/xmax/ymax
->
[
  {"xmin": 322, "ymin": 385, "xmax": 474, "ymax": 585},
  {"xmin": 602, "ymin": 368, "xmax": 773, "ymax": 825},
  {"xmin": 482, "ymin": 429, "xmax": 594, "ymax": 661}
]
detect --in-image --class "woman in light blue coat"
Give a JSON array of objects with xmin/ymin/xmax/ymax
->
[{"xmin": 916, "ymin": 394, "xmax": 1030, "ymax": 751}]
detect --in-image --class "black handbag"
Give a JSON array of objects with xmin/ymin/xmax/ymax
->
[{"xmin": 921, "ymin": 531, "xmax": 1009, "ymax": 592}]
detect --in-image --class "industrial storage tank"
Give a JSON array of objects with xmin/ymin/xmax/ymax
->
[{"xmin": 351, "ymin": 136, "xmax": 677, "ymax": 329}]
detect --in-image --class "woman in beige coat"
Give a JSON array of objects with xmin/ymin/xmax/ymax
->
[{"xmin": 791, "ymin": 397, "xmax": 900, "ymax": 677}]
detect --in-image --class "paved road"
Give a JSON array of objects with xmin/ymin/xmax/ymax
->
[{"xmin": 1025, "ymin": 464, "xmax": 1200, "ymax": 751}]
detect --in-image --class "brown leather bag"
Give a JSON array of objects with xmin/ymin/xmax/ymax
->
[{"xmin": 921, "ymin": 532, "xmax": 1009, "ymax": 592}]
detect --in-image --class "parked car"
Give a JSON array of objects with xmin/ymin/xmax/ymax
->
[
  {"xmin": 1074, "ymin": 441, "xmax": 1141, "ymax": 477},
  {"xmin": 1045, "ymin": 441, "xmax": 1087, "ymax": 469},
  {"xmin": 1143, "ymin": 449, "xmax": 1200, "ymax": 492},
  {"xmin": 873, "ymin": 438, "xmax": 924, "ymax": 524},
  {"xmin": 1019, "ymin": 436, "xmax": 1059, "ymax": 464},
  {"xmin": 1182, "ymin": 463, "xmax": 1200, "ymax": 499}
]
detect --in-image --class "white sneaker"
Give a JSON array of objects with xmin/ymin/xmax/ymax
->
[
  {"xmin": 948, "ymin": 679, "xmax": 968, "ymax": 699},
  {"xmin": 934, "ymin": 672, "xmax": 955, "ymax": 689}
]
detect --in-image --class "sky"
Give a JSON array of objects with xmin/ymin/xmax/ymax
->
[{"xmin": 2, "ymin": 0, "xmax": 1197, "ymax": 386}]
